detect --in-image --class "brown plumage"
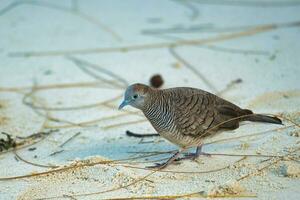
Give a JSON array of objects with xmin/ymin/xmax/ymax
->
[{"xmin": 119, "ymin": 83, "xmax": 282, "ymax": 168}]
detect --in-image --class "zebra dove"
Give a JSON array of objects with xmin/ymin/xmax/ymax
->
[{"xmin": 119, "ymin": 83, "xmax": 282, "ymax": 168}]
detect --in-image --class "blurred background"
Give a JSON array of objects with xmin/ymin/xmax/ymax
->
[{"xmin": 0, "ymin": 1, "xmax": 300, "ymax": 199}]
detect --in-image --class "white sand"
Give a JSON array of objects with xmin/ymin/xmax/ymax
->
[{"xmin": 0, "ymin": 0, "xmax": 300, "ymax": 199}]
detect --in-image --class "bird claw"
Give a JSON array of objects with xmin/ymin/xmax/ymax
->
[
  {"xmin": 175, "ymin": 153, "xmax": 198, "ymax": 161},
  {"xmin": 198, "ymin": 152, "xmax": 211, "ymax": 157},
  {"xmin": 146, "ymin": 151, "xmax": 181, "ymax": 169}
]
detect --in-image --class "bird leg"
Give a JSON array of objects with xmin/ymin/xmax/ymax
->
[
  {"xmin": 147, "ymin": 150, "xmax": 182, "ymax": 169},
  {"xmin": 178, "ymin": 145, "xmax": 211, "ymax": 161}
]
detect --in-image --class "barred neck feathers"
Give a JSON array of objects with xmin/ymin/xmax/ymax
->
[{"xmin": 143, "ymin": 90, "xmax": 175, "ymax": 132}]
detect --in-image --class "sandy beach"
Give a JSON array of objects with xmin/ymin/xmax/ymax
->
[{"xmin": 0, "ymin": 0, "xmax": 299, "ymax": 199}]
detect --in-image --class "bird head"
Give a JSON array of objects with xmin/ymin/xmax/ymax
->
[{"xmin": 119, "ymin": 83, "xmax": 150, "ymax": 110}]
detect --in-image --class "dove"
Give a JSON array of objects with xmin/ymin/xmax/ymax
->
[{"xmin": 119, "ymin": 83, "xmax": 282, "ymax": 168}]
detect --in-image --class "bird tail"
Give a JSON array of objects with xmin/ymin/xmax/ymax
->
[{"xmin": 241, "ymin": 109, "xmax": 283, "ymax": 125}]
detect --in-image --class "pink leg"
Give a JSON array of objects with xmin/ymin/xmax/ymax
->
[
  {"xmin": 178, "ymin": 145, "xmax": 211, "ymax": 161},
  {"xmin": 147, "ymin": 149, "xmax": 183, "ymax": 169},
  {"xmin": 194, "ymin": 145, "xmax": 211, "ymax": 157}
]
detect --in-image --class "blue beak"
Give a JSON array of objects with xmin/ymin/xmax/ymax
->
[{"xmin": 118, "ymin": 100, "xmax": 128, "ymax": 110}]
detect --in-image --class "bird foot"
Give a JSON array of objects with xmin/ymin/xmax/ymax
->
[
  {"xmin": 197, "ymin": 151, "xmax": 211, "ymax": 157},
  {"xmin": 175, "ymin": 153, "xmax": 198, "ymax": 161},
  {"xmin": 184, "ymin": 153, "xmax": 199, "ymax": 160},
  {"xmin": 146, "ymin": 151, "xmax": 181, "ymax": 169},
  {"xmin": 175, "ymin": 151, "xmax": 211, "ymax": 161}
]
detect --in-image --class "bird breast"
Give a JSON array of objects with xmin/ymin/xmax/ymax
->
[{"xmin": 141, "ymin": 90, "xmax": 204, "ymax": 147}]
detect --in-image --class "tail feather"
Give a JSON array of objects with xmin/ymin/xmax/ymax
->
[{"xmin": 241, "ymin": 109, "xmax": 283, "ymax": 125}]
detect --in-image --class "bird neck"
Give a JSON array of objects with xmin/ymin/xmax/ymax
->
[{"xmin": 142, "ymin": 89, "xmax": 165, "ymax": 114}]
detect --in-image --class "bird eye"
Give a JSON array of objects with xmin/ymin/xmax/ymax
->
[{"xmin": 133, "ymin": 94, "xmax": 138, "ymax": 99}]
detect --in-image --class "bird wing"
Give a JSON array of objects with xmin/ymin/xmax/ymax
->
[{"xmin": 170, "ymin": 88, "xmax": 242, "ymax": 138}]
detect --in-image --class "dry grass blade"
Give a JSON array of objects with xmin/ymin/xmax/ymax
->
[
  {"xmin": 11, "ymin": 72, "xmax": 139, "ymax": 131},
  {"xmin": 149, "ymin": 32, "xmax": 269, "ymax": 57},
  {"xmin": 59, "ymin": 132, "xmax": 81, "ymax": 148},
  {"xmin": 169, "ymin": 46, "xmax": 218, "ymax": 93},
  {"xmin": 171, "ymin": 0, "xmax": 199, "ymax": 20},
  {"xmin": 38, "ymin": 170, "xmax": 158, "ymax": 200},
  {"xmin": 0, "ymin": 0, "xmax": 122, "ymax": 41},
  {"xmin": 237, "ymin": 146, "xmax": 300, "ymax": 182},
  {"xmin": 13, "ymin": 150, "xmax": 58, "ymax": 169},
  {"xmin": 190, "ymin": 0, "xmax": 300, "ymax": 7},
  {"xmin": 207, "ymin": 153, "xmax": 284, "ymax": 158},
  {"xmin": 2, "ymin": 84, "xmax": 59, "ymax": 167},
  {"xmin": 34, "ymin": 155, "xmax": 177, "ymax": 199},
  {"xmin": 24, "ymin": 86, "xmax": 122, "ymax": 110},
  {"xmin": 45, "ymin": 111, "xmax": 142, "ymax": 129},
  {"xmin": 20, "ymin": 83, "xmax": 93, "ymax": 128},
  {"xmin": 104, "ymin": 192, "xmax": 256, "ymax": 200},
  {"xmin": 23, "ymin": 87, "xmax": 123, "ymax": 111},
  {"xmin": 217, "ymin": 78, "xmax": 243, "ymax": 96},
  {"xmin": 0, "ymin": 81, "xmax": 118, "ymax": 93},
  {"xmin": 127, "ymin": 150, "xmax": 174, "ymax": 154},
  {"xmin": 207, "ymin": 125, "xmax": 294, "ymax": 145},
  {"xmin": 102, "ymin": 119, "xmax": 148, "ymax": 130},
  {"xmin": 66, "ymin": 56, "xmax": 128, "ymax": 88},
  {"xmin": 9, "ymin": 21, "xmax": 300, "ymax": 57},
  {"xmin": 115, "ymin": 161, "xmax": 231, "ymax": 174},
  {"xmin": 0, "ymin": 152, "xmax": 167, "ymax": 181},
  {"xmin": 0, "ymin": 1, "xmax": 24, "ymax": 16},
  {"xmin": 103, "ymin": 158, "xmax": 254, "ymax": 199},
  {"xmin": 0, "ymin": 160, "xmax": 109, "ymax": 181},
  {"xmin": 277, "ymin": 114, "xmax": 300, "ymax": 128},
  {"xmin": 74, "ymin": 11, "xmax": 122, "ymax": 41},
  {"xmin": 200, "ymin": 44, "xmax": 270, "ymax": 56}
]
